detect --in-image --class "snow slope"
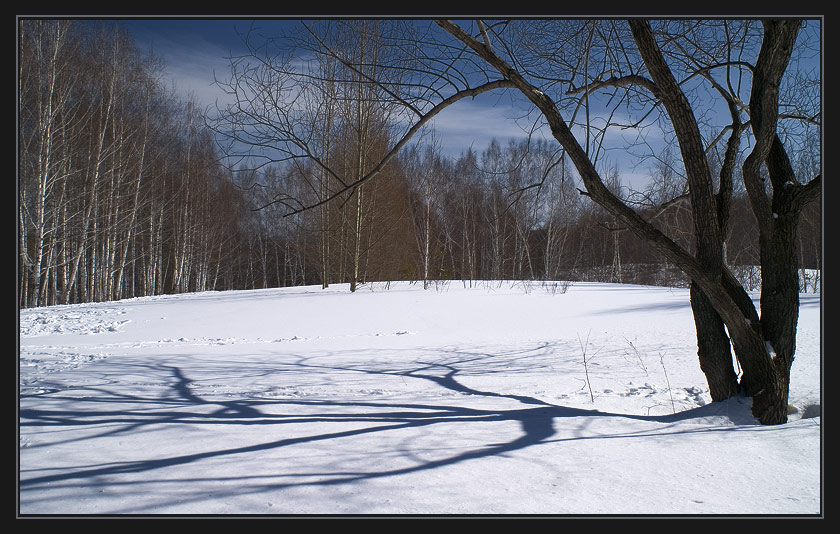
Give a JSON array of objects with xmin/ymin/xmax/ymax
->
[{"xmin": 18, "ymin": 281, "xmax": 822, "ymax": 516}]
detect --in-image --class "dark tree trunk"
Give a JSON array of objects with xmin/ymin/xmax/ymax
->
[
  {"xmin": 435, "ymin": 18, "xmax": 816, "ymax": 425},
  {"xmin": 690, "ymin": 282, "xmax": 741, "ymax": 401},
  {"xmin": 733, "ymin": 20, "xmax": 818, "ymax": 425}
]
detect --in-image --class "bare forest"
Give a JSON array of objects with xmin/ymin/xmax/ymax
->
[{"xmin": 18, "ymin": 19, "xmax": 820, "ymax": 313}]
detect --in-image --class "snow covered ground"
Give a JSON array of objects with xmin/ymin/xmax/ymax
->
[{"xmin": 18, "ymin": 281, "xmax": 822, "ymax": 516}]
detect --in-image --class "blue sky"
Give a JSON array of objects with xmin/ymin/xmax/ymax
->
[
  {"xmin": 118, "ymin": 19, "xmax": 253, "ymax": 108},
  {"xmin": 115, "ymin": 18, "xmax": 674, "ymax": 189},
  {"xmin": 118, "ymin": 18, "xmax": 540, "ymax": 160},
  {"xmin": 114, "ymin": 17, "xmax": 821, "ymax": 193}
]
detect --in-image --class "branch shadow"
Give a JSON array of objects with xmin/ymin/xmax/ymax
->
[{"xmin": 19, "ymin": 344, "xmax": 757, "ymax": 513}]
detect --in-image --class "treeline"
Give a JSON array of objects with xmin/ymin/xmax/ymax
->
[
  {"xmin": 238, "ymin": 136, "xmax": 821, "ymax": 293},
  {"xmin": 18, "ymin": 20, "xmax": 252, "ymax": 307},
  {"xmin": 18, "ymin": 20, "xmax": 821, "ymax": 308}
]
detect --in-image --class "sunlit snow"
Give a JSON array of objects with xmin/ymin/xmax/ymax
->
[{"xmin": 19, "ymin": 281, "xmax": 821, "ymax": 515}]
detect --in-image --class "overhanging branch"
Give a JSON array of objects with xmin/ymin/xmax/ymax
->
[{"xmin": 277, "ymin": 79, "xmax": 517, "ymax": 216}]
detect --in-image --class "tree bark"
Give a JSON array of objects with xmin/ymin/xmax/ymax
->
[
  {"xmin": 690, "ymin": 282, "xmax": 740, "ymax": 400},
  {"xmin": 434, "ymin": 18, "xmax": 811, "ymax": 424}
]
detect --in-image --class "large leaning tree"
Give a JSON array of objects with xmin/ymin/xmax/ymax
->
[{"xmin": 210, "ymin": 19, "xmax": 821, "ymax": 424}]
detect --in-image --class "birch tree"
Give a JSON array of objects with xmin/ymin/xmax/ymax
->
[
  {"xmin": 19, "ymin": 19, "xmax": 82, "ymax": 307},
  {"xmin": 19, "ymin": 19, "xmax": 248, "ymax": 306}
]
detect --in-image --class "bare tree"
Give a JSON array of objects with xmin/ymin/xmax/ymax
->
[
  {"xmin": 400, "ymin": 139, "xmax": 448, "ymax": 288},
  {"xmin": 19, "ymin": 19, "xmax": 255, "ymax": 306},
  {"xmin": 207, "ymin": 18, "xmax": 819, "ymax": 424},
  {"xmin": 435, "ymin": 19, "xmax": 819, "ymax": 424},
  {"xmin": 19, "ymin": 19, "xmax": 83, "ymax": 307}
]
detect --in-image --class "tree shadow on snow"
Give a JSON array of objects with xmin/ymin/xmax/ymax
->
[{"xmin": 19, "ymin": 345, "xmax": 761, "ymax": 513}]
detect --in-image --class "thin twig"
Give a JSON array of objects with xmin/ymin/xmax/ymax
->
[
  {"xmin": 659, "ymin": 352, "xmax": 676, "ymax": 414},
  {"xmin": 578, "ymin": 329, "xmax": 595, "ymax": 403}
]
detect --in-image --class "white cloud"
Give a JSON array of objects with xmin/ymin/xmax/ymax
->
[
  {"xmin": 428, "ymin": 96, "xmax": 547, "ymax": 157},
  {"xmin": 124, "ymin": 20, "xmax": 242, "ymax": 111}
]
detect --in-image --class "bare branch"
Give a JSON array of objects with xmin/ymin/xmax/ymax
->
[
  {"xmin": 278, "ymin": 79, "xmax": 517, "ymax": 216},
  {"xmin": 566, "ymin": 73, "xmax": 660, "ymax": 99},
  {"xmin": 436, "ymin": 18, "xmax": 705, "ymax": 281}
]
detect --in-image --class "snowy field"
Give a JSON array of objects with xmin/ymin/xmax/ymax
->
[{"xmin": 18, "ymin": 281, "xmax": 822, "ymax": 516}]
